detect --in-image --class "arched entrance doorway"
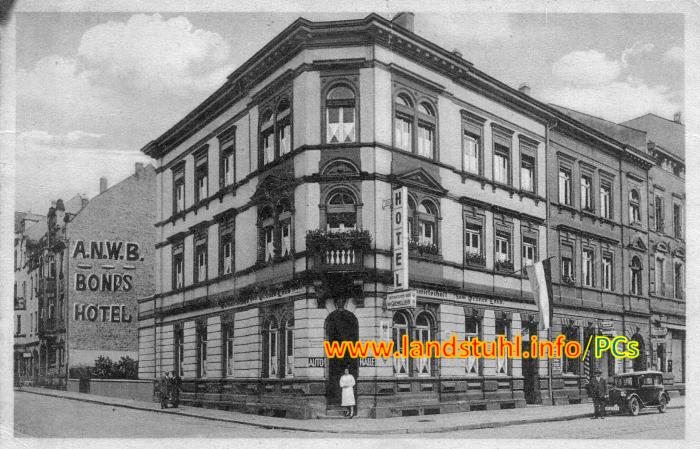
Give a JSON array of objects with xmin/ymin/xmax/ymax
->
[
  {"xmin": 325, "ymin": 309, "xmax": 359, "ymax": 405},
  {"xmin": 521, "ymin": 321, "xmax": 541, "ymax": 404}
]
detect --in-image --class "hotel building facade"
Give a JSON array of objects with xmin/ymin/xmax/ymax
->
[{"xmin": 137, "ymin": 13, "xmax": 681, "ymax": 418}]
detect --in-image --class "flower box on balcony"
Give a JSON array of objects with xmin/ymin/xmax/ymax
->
[
  {"xmin": 561, "ymin": 275, "xmax": 576, "ymax": 285},
  {"xmin": 495, "ymin": 260, "xmax": 514, "ymax": 272},
  {"xmin": 306, "ymin": 229, "xmax": 371, "ymax": 271},
  {"xmin": 408, "ymin": 240, "xmax": 439, "ymax": 256},
  {"xmin": 465, "ymin": 253, "xmax": 485, "ymax": 266}
]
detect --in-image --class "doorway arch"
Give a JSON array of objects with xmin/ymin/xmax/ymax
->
[
  {"xmin": 324, "ymin": 309, "xmax": 359, "ymax": 405},
  {"xmin": 631, "ymin": 333, "xmax": 646, "ymax": 371}
]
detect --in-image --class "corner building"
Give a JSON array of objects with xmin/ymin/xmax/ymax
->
[{"xmin": 138, "ymin": 13, "xmax": 662, "ymax": 418}]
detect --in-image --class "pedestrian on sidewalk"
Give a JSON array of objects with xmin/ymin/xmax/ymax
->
[
  {"xmin": 170, "ymin": 370, "xmax": 182, "ymax": 408},
  {"xmin": 157, "ymin": 372, "xmax": 170, "ymax": 409},
  {"xmin": 339, "ymin": 367, "xmax": 356, "ymax": 418},
  {"xmin": 587, "ymin": 369, "xmax": 607, "ymax": 419}
]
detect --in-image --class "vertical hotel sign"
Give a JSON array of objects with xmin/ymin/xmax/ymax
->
[{"xmin": 392, "ymin": 186, "xmax": 409, "ymax": 289}]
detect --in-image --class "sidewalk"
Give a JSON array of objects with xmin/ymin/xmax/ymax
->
[{"xmin": 17, "ymin": 386, "xmax": 684, "ymax": 435}]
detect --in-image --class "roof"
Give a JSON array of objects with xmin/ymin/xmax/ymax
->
[
  {"xmin": 24, "ymin": 218, "xmax": 47, "ymax": 242},
  {"xmin": 621, "ymin": 113, "xmax": 684, "ymax": 161},
  {"xmin": 551, "ymin": 105, "xmax": 648, "ymax": 152},
  {"xmin": 614, "ymin": 370, "xmax": 664, "ymax": 377}
]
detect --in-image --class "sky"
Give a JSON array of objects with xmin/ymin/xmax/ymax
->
[{"xmin": 14, "ymin": 11, "xmax": 684, "ymax": 213}]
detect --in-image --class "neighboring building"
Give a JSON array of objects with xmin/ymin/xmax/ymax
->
[
  {"xmin": 35, "ymin": 164, "xmax": 156, "ymax": 387},
  {"xmin": 14, "ymin": 212, "xmax": 44, "ymax": 385},
  {"xmin": 137, "ymin": 13, "xmax": 676, "ymax": 418},
  {"xmin": 621, "ymin": 113, "xmax": 685, "ymax": 392}
]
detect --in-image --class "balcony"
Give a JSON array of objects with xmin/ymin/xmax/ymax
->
[
  {"xmin": 306, "ymin": 229, "xmax": 370, "ymax": 272},
  {"xmin": 14, "ymin": 297, "xmax": 26, "ymax": 310},
  {"xmin": 38, "ymin": 278, "xmax": 56, "ymax": 296}
]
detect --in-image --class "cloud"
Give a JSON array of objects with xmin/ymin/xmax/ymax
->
[
  {"xmin": 664, "ymin": 46, "xmax": 683, "ymax": 63},
  {"xmin": 621, "ymin": 42, "xmax": 654, "ymax": 67},
  {"xmin": 552, "ymin": 50, "xmax": 621, "ymax": 86},
  {"xmin": 77, "ymin": 13, "xmax": 232, "ymax": 96},
  {"xmin": 541, "ymin": 76, "xmax": 680, "ymax": 123},
  {"xmin": 19, "ymin": 130, "xmax": 106, "ymax": 148}
]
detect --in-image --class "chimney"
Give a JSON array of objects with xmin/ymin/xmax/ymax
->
[
  {"xmin": 99, "ymin": 177, "xmax": 108, "ymax": 193},
  {"xmin": 518, "ymin": 83, "xmax": 531, "ymax": 96},
  {"xmin": 135, "ymin": 162, "xmax": 144, "ymax": 175},
  {"xmin": 391, "ymin": 12, "xmax": 415, "ymax": 32},
  {"xmin": 673, "ymin": 111, "xmax": 682, "ymax": 124},
  {"xmin": 452, "ymin": 48, "xmax": 463, "ymax": 58}
]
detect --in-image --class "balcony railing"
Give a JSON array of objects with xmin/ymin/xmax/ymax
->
[{"xmin": 306, "ymin": 229, "xmax": 371, "ymax": 272}]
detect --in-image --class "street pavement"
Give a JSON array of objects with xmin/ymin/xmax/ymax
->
[{"xmin": 13, "ymin": 388, "xmax": 684, "ymax": 438}]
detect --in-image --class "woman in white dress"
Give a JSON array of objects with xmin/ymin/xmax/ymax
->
[{"xmin": 339, "ymin": 367, "xmax": 356, "ymax": 418}]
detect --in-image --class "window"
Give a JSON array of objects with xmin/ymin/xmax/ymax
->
[
  {"xmin": 415, "ymin": 313, "xmax": 433, "ymax": 376},
  {"xmin": 495, "ymin": 231, "xmax": 510, "ymax": 263},
  {"xmin": 408, "ymin": 197, "xmax": 439, "ymax": 254},
  {"xmin": 260, "ymin": 110, "xmax": 274, "ymax": 165},
  {"xmin": 223, "ymin": 322, "xmax": 234, "ymax": 377},
  {"xmin": 326, "ymin": 84, "xmax": 356, "ymax": 144},
  {"xmin": 630, "ymin": 256, "xmax": 642, "ymax": 295},
  {"xmin": 326, "ymin": 189, "xmax": 357, "ymax": 232},
  {"xmin": 259, "ymin": 96, "xmax": 292, "ymax": 167},
  {"xmin": 193, "ymin": 232, "xmax": 207, "ymax": 284},
  {"xmin": 463, "ymin": 132, "xmax": 480, "ymax": 175},
  {"xmin": 284, "ymin": 318, "xmax": 294, "ymax": 378},
  {"xmin": 194, "ymin": 150, "xmax": 208, "ymax": 203},
  {"xmin": 465, "ymin": 223, "xmax": 483, "ymax": 264},
  {"xmin": 392, "ymin": 312, "xmax": 410, "ymax": 376},
  {"xmin": 172, "ymin": 242, "xmax": 184, "ymax": 289},
  {"xmin": 174, "ymin": 324, "xmax": 184, "ymax": 377},
  {"xmin": 673, "ymin": 202, "xmax": 682, "ymax": 239},
  {"xmin": 281, "ymin": 222, "xmax": 291, "ymax": 258},
  {"xmin": 629, "ymin": 189, "xmax": 641, "ymax": 224},
  {"xmin": 417, "ymin": 201, "xmax": 437, "ymax": 246},
  {"xmin": 416, "ymin": 103, "xmax": 436, "ymax": 159},
  {"xmin": 582, "ymin": 248, "xmax": 594, "ymax": 287},
  {"xmin": 465, "ymin": 316, "xmax": 480, "ymax": 375},
  {"xmin": 655, "ymin": 195, "xmax": 664, "ymax": 232},
  {"xmin": 267, "ymin": 319, "xmax": 278, "ymax": 378},
  {"xmin": 394, "ymin": 94, "xmax": 413, "ymax": 152},
  {"xmin": 562, "ymin": 325, "xmax": 580, "ymax": 374},
  {"xmin": 219, "ymin": 217, "xmax": 234, "ymax": 275},
  {"xmin": 394, "ymin": 93, "xmax": 437, "ymax": 159},
  {"xmin": 580, "ymin": 175, "xmax": 592, "ymax": 210},
  {"xmin": 655, "ymin": 258, "xmax": 665, "ymax": 296},
  {"xmin": 219, "ymin": 132, "xmax": 235, "ymax": 188},
  {"xmin": 259, "ymin": 206, "xmax": 275, "ymax": 262},
  {"xmin": 559, "ymin": 168, "xmax": 572, "ymax": 205},
  {"xmin": 600, "ymin": 182, "xmax": 612, "ymax": 219},
  {"xmin": 522, "ymin": 237, "xmax": 536, "ymax": 268},
  {"xmin": 495, "ymin": 319, "xmax": 509, "ymax": 375},
  {"xmin": 196, "ymin": 321, "xmax": 207, "ymax": 378},
  {"xmin": 493, "ymin": 144, "xmax": 510, "ymax": 185},
  {"xmin": 521, "ymin": 155, "xmax": 535, "ymax": 193},
  {"xmin": 16, "ymin": 315, "xmax": 21, "ymax": 335},
  {"xmin": 674, "ymin": 262, "xmax": 684, "ymax": 299},
  {"xmin": 562, "ymin": 255, "xmax": 574, "ymax": 283},
  {"xmin": 258, "ymin": 200, "xmax": 293, "ymax": 263},
  {"xmin": 602, "ymin": 253, "xmax": 613, "ymax": 291},
  {"xmin": 173, "ymin": 165, "xmax": 185, "ymax": 214}
]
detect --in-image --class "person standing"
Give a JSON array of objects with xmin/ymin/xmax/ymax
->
[
  {"xmin": 157, "ymin": 373, "xmax": 169, "ymax": 409},
  {"xmin": 587, "ymin": 369, "xmax": 607, "ymax": 419},
  {"xmin": 171, "ymin": 370, "xmax": 182, "ymax": 408},
  {"xmin": 339, "ymin": 367, "xmax": 356, "ymax": 418}
]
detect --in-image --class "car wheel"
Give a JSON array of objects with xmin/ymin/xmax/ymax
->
[
  {"xmin": 658, "ymin": 396, "xmax": 667, "ymax": 413},
  {"xmin": 628, "ymin": 397, "xmax": 640, "ymax": 416}
]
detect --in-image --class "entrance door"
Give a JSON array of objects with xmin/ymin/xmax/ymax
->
[
  {"xmin": 671, "ymin": 331, "xmax": 684, "ymax": 382},
  {"xmin": 522, "ymin": 323, "xmax": 541, "ymax": 404},
  {"xmin": 325, "ymin": 309, "xmax": 359, "ymax": 405}
]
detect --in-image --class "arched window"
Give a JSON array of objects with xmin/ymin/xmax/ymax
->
[
  {"xmin": 417, "ymin": 102, "xmax": 436, "ymax": 159},
  {"xmin": 394, "ymin": 94, "xmax": 414, "ymax": 152},
  {"xmin": 465, "ymin": 315, "xmax": 481, "ymax": 375},
  {"xmin": 277, "ymin": 98, "xmax": 291, "ymax": 156},
  {"xmin": 496, "ymin": 318, "xmax": 511, "ymax": 375},
  {"xmin": 629, "ymin": 189, "xmax": 641, "ymax": 224},
  {"xmin": 630, "ymin": 256, "xmax": 642, "ymax": 295},
  {"xmin": 260, "ymin": 109, "xmax": 275, "ymax": 165},
  {"xmin": 326, "ymin": 188, "xmax": 357, "ymax": 232},
  {"xmin": 326, "ymin": 85, "xmax": 356, "ymax": 143},
  {"xmin": 278, "ymin": 199, "xmax": 292, "ymax": 258},
  {"xmin": 283, "ymin": 317, "xmax": 294, "ymax": 378},
  {"xmin": 415, "ymin": 312, "xmax": 434, "ymax": 376},
  {"xmin": 267, "ymin": 318, "xmax": 279, "ymax": 378},
  {"xmin": 392, "ymin": 312, "xmax": 410, "ymax": 376}
]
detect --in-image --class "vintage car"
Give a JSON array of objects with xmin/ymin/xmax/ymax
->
[{"xmin": 607, "ymin": 371, "xmax": 670, "ymax": 416}]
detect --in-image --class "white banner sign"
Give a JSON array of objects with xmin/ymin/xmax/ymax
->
[
  {"xmin": 386, "ymin": 289, "xmax": 417, "ymax": 309},
  {"xmin": 392, "ymin": 186, "xmax": 409, "ymax": 289}
]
